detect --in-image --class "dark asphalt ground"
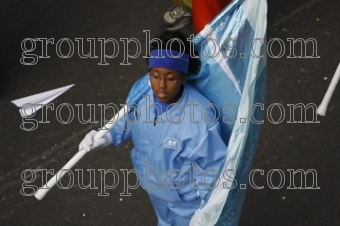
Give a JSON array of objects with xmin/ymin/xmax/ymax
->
[{"xmin": 1, "ymin": 0, "xmax": 339, "ymax": 225}]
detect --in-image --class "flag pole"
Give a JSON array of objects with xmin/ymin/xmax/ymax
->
[
  {"xmin": 317, "ymin": 62, "xmax": 340, "ymax": 116},
  {"xmin": 34, "ymin": 105, "xmax": 129, "ymax": 200}
]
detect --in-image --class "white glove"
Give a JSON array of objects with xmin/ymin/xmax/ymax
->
[{"xmin": 78, "ymin": 130, "xmax": 113, "ymax": 152}]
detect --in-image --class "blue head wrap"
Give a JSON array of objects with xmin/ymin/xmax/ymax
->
[{"xmin": 148, "ymin": 49, "xmax": 190, "ymax": 75}]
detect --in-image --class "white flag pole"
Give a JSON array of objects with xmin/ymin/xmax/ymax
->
[
  {"xmin": 317, "ymin": 62, "xmax": 340, "ymax": 116},
  {"xmin": 34, "ymin": 105, "xmax": 129, "ymax": 200}
]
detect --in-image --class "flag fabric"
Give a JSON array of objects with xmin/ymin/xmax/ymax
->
[
  {"xmin": 11, "ymin": 84, "xmax": 75, "ymax": 117},
  {"xmin": 126, "ymin": 0, "xmax": 267, "ymax": 225},
  {"xmin": 189, "ymin": 0, "xmax": 267, "ymax": 225}
]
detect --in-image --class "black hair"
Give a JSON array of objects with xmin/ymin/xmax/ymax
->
[{"xmin": 147, "ymin": 31, "xmax": 201, "ymax": 75}]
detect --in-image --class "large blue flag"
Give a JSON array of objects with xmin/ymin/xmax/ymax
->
[
  {"xmin": 126, "ymin": 0, "xmax": 267, "ymax": 225},
  {"xmin": 188, "ymin": 0, "xmax": 267, "ymax": 225}
]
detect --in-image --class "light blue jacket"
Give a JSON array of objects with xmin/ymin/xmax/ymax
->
[{"xmin": 109, "ymin": 83, "xmax": 227, "ymax": 202}]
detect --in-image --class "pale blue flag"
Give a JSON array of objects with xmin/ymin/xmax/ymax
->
[
  {"xmin": 126, "ymin": 0, "xmax": 267, "ymax": 225},
  {"xmin": 189, "ymin": 0, "xmax": 267, "ymax": 225}
]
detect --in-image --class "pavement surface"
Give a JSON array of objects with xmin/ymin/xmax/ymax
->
[{"xmin": 1, "ymin": 0, "xmax": 339, "ymax": 225}]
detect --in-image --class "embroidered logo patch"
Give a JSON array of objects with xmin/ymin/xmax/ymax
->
[{"xmin": 163, "ymin": 137, "xmax": 180, "ymax": 149}]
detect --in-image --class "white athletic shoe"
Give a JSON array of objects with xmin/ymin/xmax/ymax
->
[{"xmin": 163, "ymin": 5, "xmax": 192, "ymax": 30}]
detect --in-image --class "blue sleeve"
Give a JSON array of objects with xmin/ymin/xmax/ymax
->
[
  {"xmin": 189, "ymin": 122, "xmax": 227, "ymax": 200},
  {"xmin": 108, "ymin": 108, "xmax": 136, "ymax": 146}
]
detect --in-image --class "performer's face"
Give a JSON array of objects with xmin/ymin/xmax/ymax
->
[{"xmin": 149, "ymin": 67, "xmax": 186, "ymax": 104}]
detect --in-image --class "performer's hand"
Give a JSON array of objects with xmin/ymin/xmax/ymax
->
[{"xmin": 79, "ymin": 130, "xmax": 112, "ymax": 152}]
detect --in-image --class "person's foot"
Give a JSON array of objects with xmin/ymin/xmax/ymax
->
[{"xmin": 163, "ymin": 5, "xmax": 192, "ymax": 30}]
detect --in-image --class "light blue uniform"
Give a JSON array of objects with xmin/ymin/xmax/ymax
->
[{"xmin": 109, "ymin": 83, "xmax": 227, "ymax": 225}]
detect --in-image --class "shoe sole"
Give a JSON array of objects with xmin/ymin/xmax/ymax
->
[{"xmin": 165, "ymin": 17, "xmax": 192, "ymax": 30}]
